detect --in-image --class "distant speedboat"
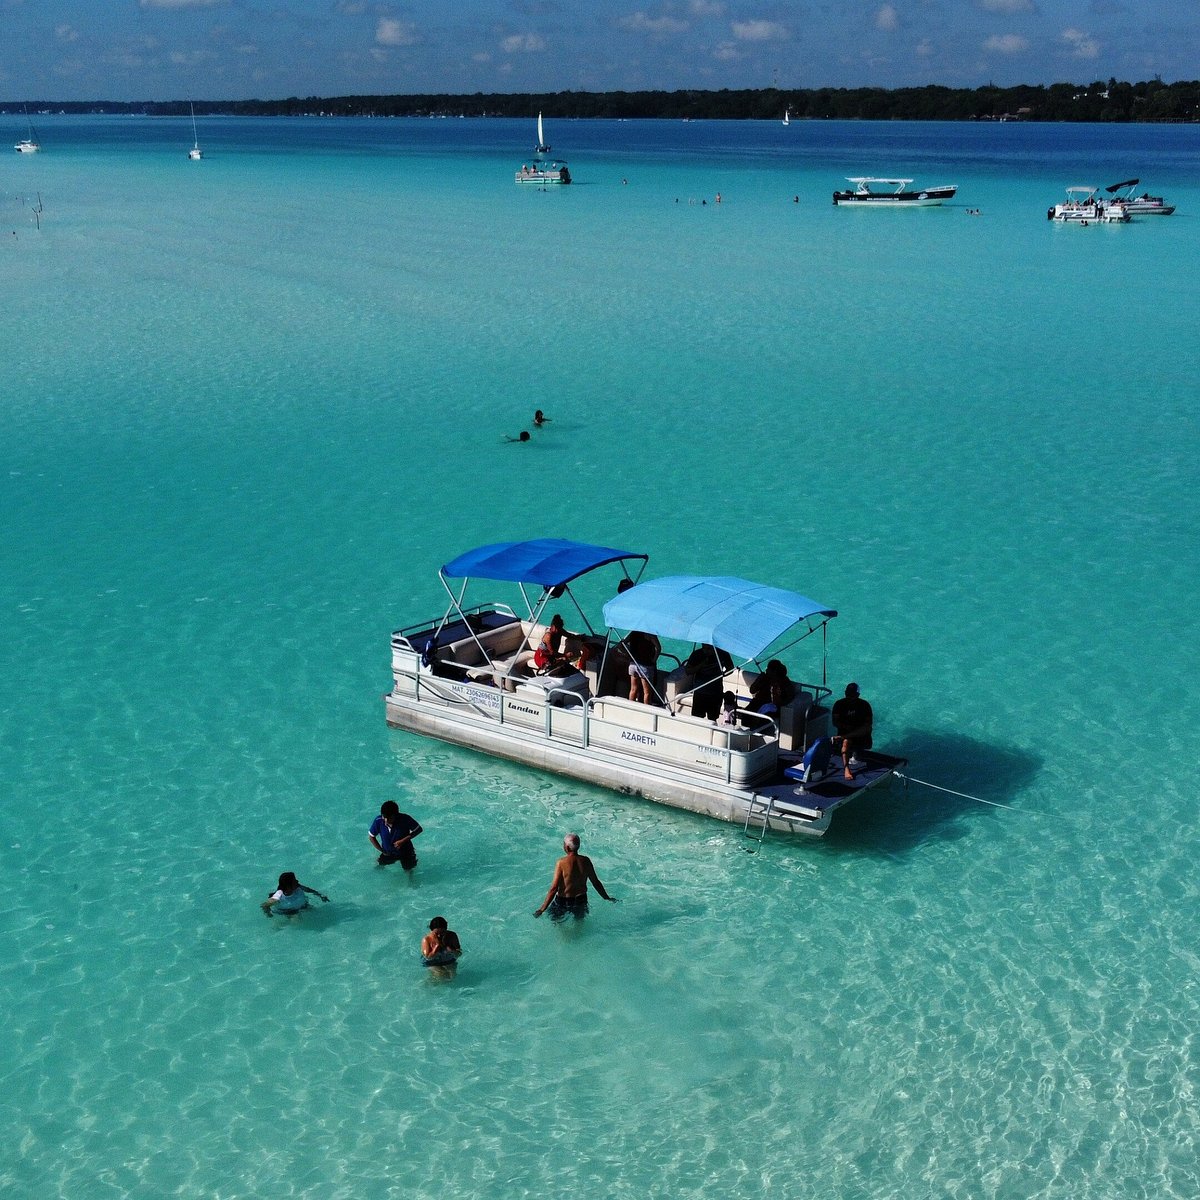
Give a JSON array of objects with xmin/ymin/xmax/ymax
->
[
  {"xmin": 1105, "ymin": 178, "xmax": 1173, "ymax": 215},
  {"xmin": 833, "ymin": 177, "xmax": 957, "ymax": 206},
  {"xmin": 15, "ymin": 107, "xmax": 39, "ymax": 153},
  {"xmin": 515, "ymin": 112, "xmax": 571, "ymax": 185},
  {"xmin": 1048, "ymin": 187, "xmax": 1130, "ymax": 223},
  {"xmin": 188, "ymin": 102, "xmax": 203, "ymax": 161}
]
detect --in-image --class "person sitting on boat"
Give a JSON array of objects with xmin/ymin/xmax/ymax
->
[
  {"xmin": 533, "ymin": 613, "xmax": 571, "ymax": 673},
  {"xmin": 831, "ymin": 682, "xmax": 873, "ymax": 780},
  {"xmin": 533, "ymin": 832, "xmax": 617, "ymax": 920},
  {"xmin": 746, "ymin": 659, "xmax": 796, "ymax": 718},
  {"xmin": 684, "ymin": 642, "xmax": 732, "ymax": 720},
  {"xmin": 421, "ymin": 916, "xmax": 463, "ymax": 972},
  {"xmin": 717, "ymin": 691, "xmax": 739, "ymax": 726}
]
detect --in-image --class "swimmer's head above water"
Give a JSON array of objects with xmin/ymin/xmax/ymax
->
[{"xmin": 563, "ymin": 832, "xmax": 580, "ymax": 852}]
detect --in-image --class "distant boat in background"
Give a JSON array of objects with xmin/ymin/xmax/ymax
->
[
  {"xmin": 833, "ymin": 177, "xmax": 958, "ymax": 206},
  {"xmin": 188, "ymin": 102, "xmax": 203, "ymax": 160},
  {"xmin": 1047, "ymin": 186, "xmax": 1129, "ymax": 223},
  {"xmin": 783, "ymin": 109, "xmax": 790, "ymax": 126},
  {"xmin": 515, "ymin": 112, "xmax": 571, "ymax": 185},
  {"xmin": 1106, "ymin": 178, "xmax": 1173, "ymax": 215},
  {"xmin": 15, "ymin": 107, "xmax": 39, "ymax": 153}
]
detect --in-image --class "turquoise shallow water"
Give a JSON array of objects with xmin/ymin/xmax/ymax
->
[{"xmin": 3, "ymin": 116, "xmax": 1200, "ymax": 1198}]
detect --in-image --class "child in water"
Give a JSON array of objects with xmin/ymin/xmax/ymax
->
[
  {"xmin": 262, "ymin": 872, "xmax": 329, "ymax": 917},
  {"xmin": 421, "ymin": 917, "xmax": 463, "ymax": 970}
]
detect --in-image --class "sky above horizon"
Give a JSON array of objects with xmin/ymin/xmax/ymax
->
[{"xmin": 1, "ymin": 0, "xmax": 1193, "ymax": 102}]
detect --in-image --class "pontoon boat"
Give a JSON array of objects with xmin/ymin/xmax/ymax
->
[
  {"xmin": 1048, "ymin": 187, "xmax": 1130, "ymax": 223},
  {"xmin": 1105, "ymin": 179, "xmax": 1174, "ymax": 216},
  {"xmin": 385, "ymin": 539, "xmax": 905, "ymax": 838}
]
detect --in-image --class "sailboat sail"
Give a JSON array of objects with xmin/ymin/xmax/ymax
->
[
  {"xmin": 536, "ymin": 112, "xmax": 550, "ymax": 155},
  {"xmin": 188, "ymin": 102, "xmax": 203, "ymax": 160}
]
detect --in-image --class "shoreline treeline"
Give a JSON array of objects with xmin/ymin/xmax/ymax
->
[{"xmin": 3, "ymin": 79, "xmax": 1198, "ymax": 123}]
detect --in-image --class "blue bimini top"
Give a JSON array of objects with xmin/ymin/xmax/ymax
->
[
  {"xmin": 602, "ymin": 575, "xmax": 837, "ymax": 661},
  {"xmin": 441, "ymin": 539, "xmax": 647, "ymax": 588}
]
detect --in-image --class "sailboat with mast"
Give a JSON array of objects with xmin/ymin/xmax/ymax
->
[
  {"xmin": 188, "ymin": 102, "xmax": 203, "ymax": 160},
  {"xmin": 783, "ymin": 108, "xmax": 790, "ymax": 126},
  {"xmin": 15, "ymin": 106, "xmax": 40, "ymax": 153},
  {"xmin": 515, "ymin": 112, "xmax": 571, "ymax": 185}
]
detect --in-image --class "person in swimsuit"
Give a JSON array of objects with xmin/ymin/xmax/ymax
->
[
  {"xmin": 421, "ymin": 916, "xmax": 463, "ymax": 973},
  {"xmin": 261, "ymin": 872, "xmax": 329, "ymax": 917},
  {"xmin": 533, "ymin": 832, "xmax": 617, "ymax": 920},
  {"xmin": 533, "ymin": 614, "xmax": 569, "ymax": 673},
  {"xmin": 624, "ymin": 628, "xmax": 660, "ymax": 704}
]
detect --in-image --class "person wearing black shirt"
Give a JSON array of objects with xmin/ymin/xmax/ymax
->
[{"xmin": 831, "ymin": 682, "xmax": 873, "ymax": 780}]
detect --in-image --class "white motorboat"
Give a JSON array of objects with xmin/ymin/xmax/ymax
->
[
  {"xmin": 15, "ymin": 108, "xmax": 39, "ymax": 153},
  {"xmin": 385, "ymin": 538, "xmax": 906, "ymax": 838},
  {"xmin": 1048, "ymin": 187, "xmax": 1130, "ymax": 223},
  {"xmin": 515, "ymin": 113, "xmax": 571, "ymax": 185},
  {"xmin": 188, "ymin": 102, "xmax": 203, "ymax": 160},
  {"xmin": 833, "ymin": 178, "xmax": 958, "ymax": 206},
  {"xmin": 1105, "ymin": 179, "xmax": 1174, "ymax": 215}
]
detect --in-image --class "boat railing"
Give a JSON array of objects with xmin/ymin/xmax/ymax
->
[
  {"xmin": 391, "ymin": 603, "xmax": 521, "ymax": 654},
  {"xmin": 396, "ymin": 667, "xmax": 777, "ymax": 785}
]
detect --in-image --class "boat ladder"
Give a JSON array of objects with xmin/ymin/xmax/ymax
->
[
  {"xmin": 742, "ymin": 793, "xmax": 777, "ymax": 843},
  {"xmin": 743, "ymin": 789, "xmax": 824, "ymax": 843}
]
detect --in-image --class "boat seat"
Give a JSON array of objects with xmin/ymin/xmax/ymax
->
[{"xmin": 784, "ymin": 736, "xmax": 835, "ymax": 785}]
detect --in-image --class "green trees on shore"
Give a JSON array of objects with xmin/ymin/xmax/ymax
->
[{"xmin": 6, "ymin": 78, "xmax": 1198, "ymax": 122}]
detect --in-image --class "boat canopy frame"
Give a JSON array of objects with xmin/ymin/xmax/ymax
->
[
  {"xmin": 430, "ymin": 538, "xmax": 648, "ymax": 672},
  {"xmin": 601, "ymin": 575, "xmax": 837, "ymax": 705}
]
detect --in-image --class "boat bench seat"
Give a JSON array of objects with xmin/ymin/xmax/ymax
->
[
  {"xmin": 439, "ymin": 619, "xmax": 527, "ymax": 670},
  {"xmin": 664, "ymin": 668, "xmax": 821, "ymax": 753}
]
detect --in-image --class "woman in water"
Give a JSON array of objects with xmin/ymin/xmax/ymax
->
[
  {"xmin": 261, "ymin": 872, "xmax": 329, "ymax": 917},
  {"xmin": 421, "ymin": 917, "xmax": 463, "ymax": 972}
]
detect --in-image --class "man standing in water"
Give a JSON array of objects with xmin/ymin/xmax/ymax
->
[
  {"xmin": 533, "ymin": 832, "xmax": 618, "ymax": 920},
  {"xmin": 369, "ymin": 800, "xmax": 423, "ymax": 869}
]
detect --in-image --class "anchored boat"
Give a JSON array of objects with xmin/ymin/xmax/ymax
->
[
  {"xmin": 15, "ymin": 107, "xmax": 39, "ymax": 153},
  {"xmin": 833, "ymin": 178, "xmax": 957, "ymax": 206},
  {"xmin": 515, "ymin": 113, "xmax": 571, "ymax": 185},
  {"xmin": 1047, "ymin": 186, "xmax": 1130, "ymax": 223},
  {"xmin": 188, "ymin": 102, "xmax": 203, "ymax": 161},
  {"xmin": 385, "ymin": 538, "xmax": 905, "ymax": 837},
  {"xmin": 1105, "ymin": 179, "xmax": 1174, "ymax": 216}
]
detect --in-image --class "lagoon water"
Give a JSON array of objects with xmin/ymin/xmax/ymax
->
[{"xmin": 3, "ymin": 114, "xmax": 1199, "ymax": 1198}]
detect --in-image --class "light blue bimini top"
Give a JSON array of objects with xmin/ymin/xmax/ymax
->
[
  {"xmin": 442, "ymin": 538, "xmax": 647, "ymax": 588},
  {"xmin": 602, "ymin": 575, "xmax": 837, "ymax": 661}
]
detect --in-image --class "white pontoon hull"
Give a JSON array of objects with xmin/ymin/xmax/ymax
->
[{"xmin": 386, "ymin": 658, "xmax": 900, "ymax": 836}]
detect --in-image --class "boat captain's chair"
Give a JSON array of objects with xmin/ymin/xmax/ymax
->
[{"xmin": 783, "ymin": 736, "xmax": 835, "ymax": 785}]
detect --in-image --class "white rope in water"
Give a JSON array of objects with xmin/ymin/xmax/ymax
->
[{"xmin": 900, "ymin": 775, "xmax": 1025, "ymax": 813}]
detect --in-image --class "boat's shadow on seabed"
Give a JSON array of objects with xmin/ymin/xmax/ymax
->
[{"xmin": 820, "ymin": 729, "xmax": 1042, "ymax": 858}]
